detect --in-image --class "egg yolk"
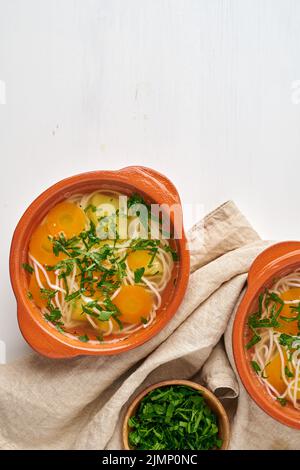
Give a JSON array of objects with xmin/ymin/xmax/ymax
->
[
  {"xmin": 29, "ymin": 224, "xmax": 65, "ymax": 265},
  {"xmin": 127, "ymin": 250, "xmax": 153, "ymax": 271},
  {"xmin": 275, "ymin": 288, "xmax": 300, "ymax": 335},
  {"xmin": 113, "ymin": 285, "xmax": 153, "ymax": 324},
  {"xmin": 265, "ymin": 353, "xmax": 287, "ymax": 395},
  {"xmin": 46, "ymin": 202, "xmax": 86, "ymax": 238},
  {"xmin": 29, "ymin": 271, "xmax": 56, "ymax": 308}
]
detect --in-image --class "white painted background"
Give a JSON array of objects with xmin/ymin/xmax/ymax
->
[{"xmin": 0, "ymin": 0, "xmax": 300, "ymax": 361}]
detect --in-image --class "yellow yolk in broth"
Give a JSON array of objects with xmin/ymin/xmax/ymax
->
[
  {"xmin": 265, "ymin": 352, "xmax": 287, "ymax": 395},
  {"xmin": 127, "ymin": 250, "xmax": 153, "ymax": 271},
  {"xmin": 86, "ymin": 193, "xmax": 119, "ymax": 226},
  {"xmin": 29, "ymin": 270, "xmax": 56, "ymax": 308},
  {"xmin": 29, "ymin": 224, "xmax": 66, "ymax": 265},
  {"xmin": 113, "ymin": 285, "xmax": 153, "ymax": 324},
  {"xmin": 46, "ymin": 202, "xmax": 86, "ymax": 238},
  {"xmin": 275, "ymin": 288, "xmax": 300, "ymax": 335}
]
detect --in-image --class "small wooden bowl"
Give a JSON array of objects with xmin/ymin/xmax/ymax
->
[{"xmin": 123, "ymin": 379, "xmax": 230, "ymax": 450}]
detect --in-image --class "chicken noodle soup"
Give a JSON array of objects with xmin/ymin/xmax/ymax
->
[
  {"xmin": 24, "ymin": 192, "xmax": 177, "ymax": 344},
  {"xmin": 247, "ymin": 269, "xmax": 300, "ymax": 409}
]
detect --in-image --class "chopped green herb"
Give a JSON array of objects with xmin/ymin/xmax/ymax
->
[
  {"xmin": 285, "ymin": 366, "xmax": 294, "ymax": 378},
  {"xmin": 127, "ymin": 193, "xmax": 149, "ymax": 209},
  {"xmin": 44, "ymin": 308, "xmax": 62, "ymax": 323},
  {"xmin": 84, "ymin": 204, "xmax": 97, "ymax": 213},
  {"xmin": 27, "ymin": 291, "xmax": 33, "ymax": 300},
  {"xmin": 22, "ymin": 263, "xmax": 34, "ymax": 274},
  {"xmin": 134, "ymin": 267, "xmax": 145, "ymax": 283},
  {"xmin": 128, "ymin": 385, "xmax": 222, "ymax": 450},
  {"xmin": 164, "ymin": 245, "xmax": 179, "ymax": 261},
  {"xmin": 140, "ymin": 317, "xmax": 148, "ymax": 324},
  {"xmin": 246, "ymin": 332, "xmax": 261, "ymax": 350},
  {"xmin": 276, "ymin": 397, "xmax": 287, "ymax": 407},
  {"xmin": 246, "ymin": 290, "xmax": 284, "ymax": 349},
  {"xmin": 78, "ymin": 334, "xmax": 89, "ymax": 343},
  {"xmin": 98, "ymin": 310, "xmax": 113, "ymax": 321},
  {"xmin": 251, "ymin": 361, "xmax": 261, "ymax": 374},
  {"xmin": 65, "ymin": 290, "xmax": 81, "ymax": 302},
  {"xmin": 279, "ymin": 333, "xmax": 297, "ymax": 350}
]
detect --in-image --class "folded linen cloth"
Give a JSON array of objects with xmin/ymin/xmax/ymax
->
[{"xmin": 1, "ymin": 201, "xmax": 299, "ymax": 450}]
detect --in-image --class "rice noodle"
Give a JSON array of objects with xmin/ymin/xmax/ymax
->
[{"xmin": 251, "ymin": 269, "xmax": 300, "ymax": 409}]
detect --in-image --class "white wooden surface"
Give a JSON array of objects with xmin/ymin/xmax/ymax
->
[{"xmin": 1, "ymin": 0, "xmax": 300, "ymax": 361}]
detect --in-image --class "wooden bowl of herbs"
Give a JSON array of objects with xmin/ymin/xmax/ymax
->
[{"xmin": 123, "ymin": 380, "xmax": 230, "ymax": 450}]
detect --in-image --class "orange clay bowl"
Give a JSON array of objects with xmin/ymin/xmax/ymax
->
[
  {"xmin": 233, "ymin": 241, "xmax": 300, "ymax": 429},
  {"xmin": 123, "ymin": 380, "xmax": 230, "ymax": 450},
  {"xmin": 10, "ymin": 166, "xmax": 190, "ymax": 358}
]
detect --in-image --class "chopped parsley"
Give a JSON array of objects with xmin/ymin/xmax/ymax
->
[
  {"xmin": 22, "ymin": 263, "xmax": 34, "ymax": 274},
  {"xmin": 276, "ymin": 397, "xmax": 287, "ymax": 407},
  {"xmin": 251, "ymin": 361, "xmax": 261, "ymax": 374},
  {"xmin": 128, "ymin": 385, "xmax": 222, "ymax": 450},
  {"xmin": 134, "ymin": 267, "xmax": 145, "ymax": 283},
  {"xmin": 78, "ymin": 334, "xmax": 89, "ymax": 343},
  {"xmin": 246, "ymin": 290, "xmax": 284, "ymax": 349}
]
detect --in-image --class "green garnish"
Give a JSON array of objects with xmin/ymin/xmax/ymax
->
[
  {"xmin": 27, "ymin": 291, "xmax": 33, "ymax": 300},
  {"xmin": 251, "ymin": 361, "xmax": 261, "ymax": 374},
  {"xmin": 44, "ymin": 308, "xmax": 62, "ymax": 323},
  {"xmin": 84, "ymin": 204, "xmax": 97, "ymax": 213},
  {"xmin": 65, "ymin": 290, "xmax": 82, "ymax": 302},
  {"xmin": 164, "ymin": 245, "xmax": 179, "ymax": 261},
  {"xmin": 276, "ymin": 397, "xmax": 287, "ymax": 407},
  {"xmin": 22, "ymin": 263, "xmax": 34, "ymax": 274},
  {"xmin": 128, "ymin": 385, "xmax": 222, "ymax": 450},
  {"xmin": 279, "ymin": 333, "xmax": 298, "ymax": 350},
  {"xmin": 285, "ymin": 366, "xmax": 294, "ymax": 378},
  {"xmin": 140, "ymin": 317, "xmax": 148, "ymax": 325},
  {"xmin": 127, "ymin": 193, "xmax": 149, "ymax": 209},
  {"xmin": 78, "ymin": 334, "xmax": 89, "ymax": 343},
  {"xmin": 134, "ymin": 267, "xmax": 145, "ymax": 283},
  {"xmin": 246, "ymin": 290, "xmax": 284, "ymax": 349}
]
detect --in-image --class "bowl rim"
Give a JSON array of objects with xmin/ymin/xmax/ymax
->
[
  {"xmin": 9, "ymin": 166, "xmax": 190, "ymax": 358},
  {"xmin": 122, "ymin": 379, "xmax": 230, "ymax": 450},
  {"xmin": 233, "ymin": 241, "xmax": 300, "ymax": 429}
]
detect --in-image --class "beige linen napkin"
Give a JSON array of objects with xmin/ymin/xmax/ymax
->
[{"xmin": 1, "ymin": 201, "xmax": 299, "ymax": 450}]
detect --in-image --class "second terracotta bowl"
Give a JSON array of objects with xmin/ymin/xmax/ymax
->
[
  {"xmin": 9, "ymin": 166, "xmax": 190, "ymax": 358},
  {"xmin": 233, "ymin": 241, "xmax": 300, "ymax": 429}
]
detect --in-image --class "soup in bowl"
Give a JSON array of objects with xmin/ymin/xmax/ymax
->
[
  {"xmin": 233, "ymin": 241, "xmax": 300, "ymax": 428},
  {"xmin": 10, "ymin": 167, "xmax": 190, "ymax": 357}
]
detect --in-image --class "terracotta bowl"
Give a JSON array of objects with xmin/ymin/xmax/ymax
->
[
  {"xmin": 9, "ymin": 166, "xmax": 190, "ymax": 358},
  {"xmin": 123, "ymin": 379, "xmax": 230, "ymax": 450},
  {"xmin": 233, "ymin": 241, "xmax": 300, "ymax": 429}
]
